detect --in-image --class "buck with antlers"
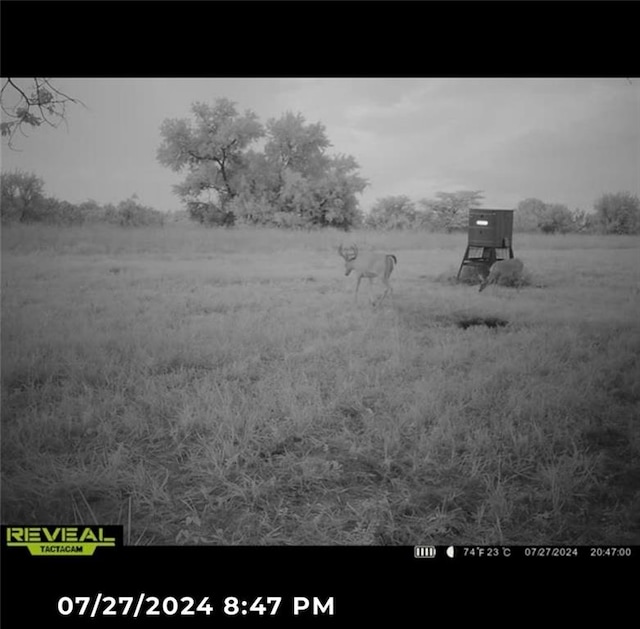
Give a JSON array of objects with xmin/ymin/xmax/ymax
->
[{"xmin": 338, "ymin": 244, "xmax": 397, "ymax": 305}]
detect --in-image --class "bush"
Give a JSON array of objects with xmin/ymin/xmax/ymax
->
[
  {"xmin": 515, "ymin": 198, "xmax": 597, "ymax": 234},
  {"xmin": 365, "ymin": 196, "xmax": 417, "ymax": 230},
  {"xmin": 538, "ymin": 204, "xmax": 574, "ymax": 234},
  {"xmin": 186, "ymin": 201, "xmax": 234, "ymax": 227},
  {"xmin": 45, "ymin": 198, "xmax": 86, "ymax": 225},
  {"xmin": 117, "ymin": 197, "xmax": 165, "ymax": 227},
  {"xmin": 594, "ymin": 192, "xmax": 640, "ymax": 234}
]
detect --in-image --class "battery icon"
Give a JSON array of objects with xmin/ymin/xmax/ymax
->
[{"xmin": 414, "ymin": 545, "xmax": 436, "ymax": 558}]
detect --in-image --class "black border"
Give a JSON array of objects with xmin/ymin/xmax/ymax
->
[
  {"xmin": 1, "ymin": 1, "xmax": 638, "ymax": 78},
  {"xmin": 2, "ymin": 543, "xmax": 637, "ymax": 625}
]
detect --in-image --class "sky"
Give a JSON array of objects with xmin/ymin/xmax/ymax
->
[{"xmin": 1, "ymin": 78, "xmax": 638, "ymax": 215}]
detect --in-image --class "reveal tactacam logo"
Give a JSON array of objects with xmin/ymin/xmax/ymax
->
[{"xmin": 2, "ymin": 525, "xmax": 122, "ymax": 556}]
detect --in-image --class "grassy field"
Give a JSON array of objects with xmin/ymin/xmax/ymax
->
[{"xmin": 2, "ymin": 224, "xmax": 639, "ymax": 545}]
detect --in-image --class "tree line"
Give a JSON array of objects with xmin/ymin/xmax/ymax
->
[
  {"xmin": 153, "ymin": 97, "xmax": 640, "ymax": 234},
  {"xmin": 366, "ymin": 192, "xmax": 640, "ymax": 234},
  {"xmin": 2, "ymin": 91, "xmax": 639, "ymax": 234},
  {"xmin": 3, "ymin": 167, "xmax": 638, "ymax": 235},
  {"xmin": 0, "ymin": 171, "xmax": 165, "ymax": 227}
]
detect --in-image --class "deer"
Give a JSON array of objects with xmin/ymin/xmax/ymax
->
[
  {"xmin": 338, "ymin": 243, "xmax": 397, "ymax": 306},
  {"xmin": 478, "ymin": 258, "xmax": 525, "ymax": 292}
]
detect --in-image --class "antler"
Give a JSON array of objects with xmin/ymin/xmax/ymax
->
[{"xmin": 338, "ymin": 243, "xmax": 358, "ymax": 261}]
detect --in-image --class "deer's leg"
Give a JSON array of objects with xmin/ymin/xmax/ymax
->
[
  {"xmin": 368, "ymin": 277, "xmax": 376, "ymax": 305},
  {"xmin": 377, "ymin": 278, "xmax": 392, "ymax": 306}
]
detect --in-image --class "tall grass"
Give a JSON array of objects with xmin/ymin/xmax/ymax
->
[
  {"xmin": 2, "ymin": 224, "xmax": 639, "ymax": 544},
  {"xmin": 5, "ymin": 223, "xmax": 638, "ymax": 257}
]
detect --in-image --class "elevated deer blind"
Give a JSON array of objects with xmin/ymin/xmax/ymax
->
[{"xmin": 457, "ymin": 208, "xmax": 515, "ymax": 280}]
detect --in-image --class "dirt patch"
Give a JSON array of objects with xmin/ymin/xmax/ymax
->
[
  {"xmin": 397, "ymin": 303, "xmax": 510, "ymax": 332},
  {"xmin": 455, "ymin": 315, "xmax": 509, "ymax": 329}
]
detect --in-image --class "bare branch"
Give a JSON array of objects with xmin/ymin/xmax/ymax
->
[{"xmin": 6, "ymin": 78, "xmax": 30, "ymax": 105}]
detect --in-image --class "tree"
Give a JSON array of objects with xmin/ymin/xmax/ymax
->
[
  {"xmin": 366, "ymin": 196, "xmax": 417, "ymax": 229},
  {"xmin": 1, "ymin": 78, "xmax": 84, "ymax": 149},
  {"xmin": 117, "ymin": 196, "xmax": 165, "ymax": 227},
  {"xmin": 159, "ymin": 102, "xmax": 367, "ymax": 229},
  {"xmin": 0, "ymin": 170, "xmax": 46, "ymax": 222},
  {"xmin": 157, "ymin": 98, "xmax": 264, "ymax": 222},
  {"xmin": 538, "ymin": 203, "xmax": 574, "ymax": 234},
  {"xmin": 260, "ymin": 112, "xmax": 366, "ymax": 229},
  {"xmin": 265, "ymin": 111, "xmax": 330, "ymax": 183},
  {"xmin": 594, "ymin": 192, "xmax": 640, "ymax": 234},
  {"xmin": 419, "ymin": 190, "xmax": 484, "ymax": 232},
  {"xmin": 568, "ymin": 208, "xmax": 589, "ymax": 233},
  {"xmin": 310, "ymin": 154, "xmax": 367, "ymax": 229},
  {"xmin": 514, "ymin": 198, "xmax": 547, "ymax": 232},
  {"xmin": 515, "ymin": 198, "xmax": 574, "ymax": 233},
  {"xmin": 570, "ymin": 208, "xmax": 598, "ymax": 233}
]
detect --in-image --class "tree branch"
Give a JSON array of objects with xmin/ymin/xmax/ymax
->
[{"xmin": 1, "ymin": 78, "xmax": 86, "ymax": 149}]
